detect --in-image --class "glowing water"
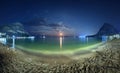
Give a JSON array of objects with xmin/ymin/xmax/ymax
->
[
  {"xmin": 60, "ymin": 37, "xmax": 63, "ymax": 48},
  {"xmin": 7, "ymin": 37, "xmax": 101, "ymax": 53}
]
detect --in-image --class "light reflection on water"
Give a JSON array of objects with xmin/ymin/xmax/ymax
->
[
  {"xmin": 7, "ymin": 37, "xmax": 101, "ymax": 51},
  {"xmin": 60, "ymin": 37, "xmax": 63, "ymax": 48}
]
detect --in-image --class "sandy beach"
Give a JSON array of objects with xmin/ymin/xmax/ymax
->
[{"xmin": 0, "ymin": 39, "xmax": 120, "ymax": 73}]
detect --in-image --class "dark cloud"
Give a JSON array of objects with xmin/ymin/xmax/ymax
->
[
  {"xmin": 27, "ymin": 23, "xmax": 75, "ymax": 36},
  {"xmin": 24, "ymin": 18, "xmax": 75, "ymax": 36}
]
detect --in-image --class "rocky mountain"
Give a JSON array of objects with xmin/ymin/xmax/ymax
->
[
  {"xmin": 0, "ymin": 22, "xmax": 28, "ymax": 36},
  {"xmin": 87, "ymin": 23, "xmax": 119, "ymax": 37},
  {"xmin": 97, "ymin": 23, "xmax": 119, "ymax": 36}
]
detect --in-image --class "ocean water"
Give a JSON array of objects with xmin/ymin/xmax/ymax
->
[{"xmin": 7, "ymin": 37, "xmax": 101, "ymax": 53}]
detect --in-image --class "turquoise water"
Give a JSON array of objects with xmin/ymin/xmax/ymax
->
[{"xmin": 8, "ymin": 37, "xmax": 101, "ymax": 53}]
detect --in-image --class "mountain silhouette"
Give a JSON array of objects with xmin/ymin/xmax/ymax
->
[{"xmin": 87, "ymin": 23, "xmax": 119, "ymax": 37}]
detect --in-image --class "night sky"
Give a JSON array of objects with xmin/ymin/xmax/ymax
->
[{"xmin": 0, "ymin": 0, "xmax": 120, "ymax": 36}]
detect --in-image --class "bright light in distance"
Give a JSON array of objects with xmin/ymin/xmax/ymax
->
[
  {"xmin": 59, "ymin": 32, "xmax": 63, "ymax": 36},
  {"xmin": 79, "ymin": 35, "xmax": 86, "ymax": 38}
]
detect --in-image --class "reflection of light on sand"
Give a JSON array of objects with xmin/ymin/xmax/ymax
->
[{"xmin": 60, "ymin": 37, "xmax": 63, "ymax": 48}]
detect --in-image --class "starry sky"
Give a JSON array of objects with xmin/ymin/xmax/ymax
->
[{"xmin": 0, "ymin": 0, "xmax": 120, "ymax": 36}]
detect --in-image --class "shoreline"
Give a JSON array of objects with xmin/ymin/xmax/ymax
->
[
  {"xmin": 15, "ymin": 42, "xmax": 103, "ymax": 56},
  {"xmin": 14, "ymin": 42, "xmax": 104, "ymax": 62}
]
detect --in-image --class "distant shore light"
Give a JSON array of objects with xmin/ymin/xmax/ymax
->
[{"xmin": 79, "ymin": 35, "xmax": 86, "ymax": 38}]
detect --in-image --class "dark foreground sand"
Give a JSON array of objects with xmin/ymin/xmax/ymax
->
[{"xmin": 0, "ymin": 39, "xmax": 120, "ymax": 73}]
